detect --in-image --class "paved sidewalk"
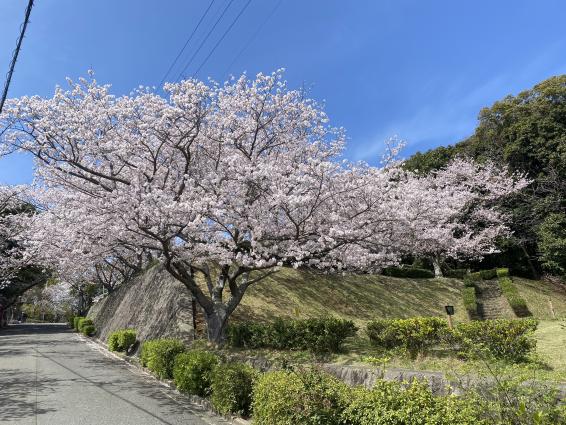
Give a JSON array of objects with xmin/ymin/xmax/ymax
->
[{"xmin": 0, "ymin": 323, "xmax": 229, "ymax": 425}]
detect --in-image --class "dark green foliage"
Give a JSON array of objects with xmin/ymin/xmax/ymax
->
[
  {"xmin": 404, "ymin": 75, "xmax": 566, "ymax": 277},
  {"xmin": 227, "ymin": 317, "xmax": 357, "ymax": 354},
  {"xmin": 463, "ymin": 275, "xmax": 476, "ymax": 287},
  {"xmin": 462, "ymin": 286, "xmax": 478, "ymax": 318},
  {"xmin": 344, "ymin": 379, "xmax": 485, "ymax": 425},
  {"xmin": 81, "ymin": 324, "xmax": 96, "ymax": 336},
  {"xmin": 173, "ymin": 350, "xmax": 219, "ymax": 397},
  {"xmin": 453, "ymin": 319, "xmax": 538, "ymax": 362},
  {"xmin": 537, "ymin": 212, "xmax": 566, "ymax": 276},
  {"xmin": 68, "ymin": 315, "xmax": 76, "ymax": 329},
  {"xmin": 496, "ymin": 267, "xmax": 510, "ymax": 278},
  {"xmin": 444, "ymin": 268, "xmax": 468, "ymax": 278},
  {"xmin": 210, "ymin": 362, "xmax": 258, "ymax": 417},
  {"xmin": 382, "ymin": 267, "xmax": 435, "ymax": 278},
  {"xmin": 469, "ymin": 272, "xmax": 483, "ymax": 281},
  {"xmin": 366, "ymin": 317, "xmax": 449, "ymax": 357},
  {"xmin": 73, "ymin": 316, "xmax": 83, "ymax": 331},
  {"xmin": 108, "ymin": 329, "xmax": 137, "ymax": 352},
  {"xmin": 77, "ymin": 318, "xmax": 93, "ymax": 333},
  {"xmin": 140, "ymin": 339, "xmax": 186, "ymax": 379},
  {"xmin": 499, "ymin": 276, "xmax": 531, "ymax": 317},
  {"xmin": 479, "ymin": 269, "xmax": 498, "ymax": 280},
  {"xmin": 252, "ymin": 369, "xmax": 350, "ymax": 425}
]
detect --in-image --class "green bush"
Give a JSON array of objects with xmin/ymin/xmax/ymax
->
[
  {"xmin": 68, "ymin": 315, "xmax": 76, "ymax": 329},
  {"xmin": 252, "ymin": 369, "xmax": 349, "ymax": 425},
  {"xmin": 210, "ymin": 362, "xmax": 258, "ymax": 417},
  {"xmin": 444, "ymin": 268, "xmax": 468, "ymax": 279},
  {"xmin": 496, "ymin": 267, "xmax": 510, "ymax": 278},
  {"xmin": 382, "ymin": 267, "xmax": 434, "ymax": 278},
  {"xmin": 81, "ymin": 324, "xmax": 96, "ymax": 336},
  {"xmin": 479, "ymin": 269, "xmax": 498, "ymax": 280},
  {"xmin": 453, "ymin": 319, "xmax": 538, "ymax": 362},
  {"xmin": 173, "ymin": 350, "xmax": 219, "ymax": 397},
  {"xmin": 227, "ymin": 317, "xmax": 357, "ymax": 353},
  {"xmin": 469, "ymin": 271, "xmax": 483, "ymax": 281},
  {"xmin": 108, "ymin": 329, "xmax": 137, "ymax": 352},
  {"xmin": 498, "ymin": 276, "xmax": 531, "ymax": 317},
  {"xmin": 463, "ymin": 274, "xmax": 476, "ymax": 287},
  {"xmin": 462, "ymin": 286, "xmax": 478, "ymax": 318},
  {"xmin": 140, "ymin": 339, "xmax": 186, "ymax": 379},
  {"xmin": 77, "ymin": 318, "xmax": 93, "ymax": 333},
  {"xmin": 73, "ymin": 316, "xmax": 83, "ymax": 331},
  {"xmin": 344, "ymin": 379, "xmax": 485, "ymax": 425},
  {"xmin": 366, "ymin": 317, "xmax": 449, "ymax": 357}
]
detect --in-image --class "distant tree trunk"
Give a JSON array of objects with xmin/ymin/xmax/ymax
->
[{"xmin": 432, "ymin": 256, "xmax": 443, "ymax": 277}]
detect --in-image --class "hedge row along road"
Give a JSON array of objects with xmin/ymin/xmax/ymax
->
[{"xmin": 0, "ymin": 324, "xmax": 228, "ymax": 425}]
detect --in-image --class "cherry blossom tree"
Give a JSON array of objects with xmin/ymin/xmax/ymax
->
[
  {"xmin": 0, "ymin": 70, "xmax": 526, "ymax": 341},
  {"xmin": 393, "ymin": 159, "xmax": 529, "ymax": 276}
]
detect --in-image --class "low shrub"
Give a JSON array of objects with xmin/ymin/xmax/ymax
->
[
  {"xmin": 81, "ymin": 324, "xmax": 96, "ymax": 336},
  {"xmin": 496, "ymin": 267, "xmax": 510, "ymax": 278},
  {"xmin": 453, "ymin": 319, "xmax": 538, "ymax": 362},
  {"xmin": 463, "ymin": 274, "xmax": 476, "ymax": 287},
  {"xmin": 344, "ymin": 379, "xmax": 485, "ymax": 425},
  {"xmin": 77, "ymin": 318, "xmax": 93, "ymax": 333},
  {"xmin": 479, "ymin": 269, "xmax": 498, "ymax": 280},
  {"xmin": 173, "ymin": 350, "xmax": 219, "ymax": 397},
  {"xmin": 211, "ymin": 362, "xmax": 258, "ymax": 417},
  {"xmin": 108, "ymin": 329, "xmax": 137, "ymax": 352},
  {"xmin": 252, "ymin": 369, "xmax": 349, "ymax": 425},
  {"xmin": 462, "ymin": 286, "xmax": 478, "ymax": 318},
  {"xmin": 498, "ymin": 276, "xmax": 531, "ymax": 317},
  {"xmin": 444, "ymin": 268, "xmax": 468, "ymax": 279},
  {"xmin": 140, "ymin": 339, "xmax": 186, "ymax": 379},
  {"xmin": 382, "ymin": 267, "xmax": 435, "ymax": 278},
  {"xmin": 67, "ymin": 315, "xmax": 76, "ymax": 329},
  {"xmin": 469, "ymin": 271, "xmax": 483, "ymax": 281},
  {"xmin": 73, "ymin": 316, "xmax": 83, "ymax": 331},
  {"xmin": 227, "ymin": 317, "xmax": 357, "ymax": 353},
  {"xmin": 366, "ymin": 317, "xmax": 449, "ymax": 357}
]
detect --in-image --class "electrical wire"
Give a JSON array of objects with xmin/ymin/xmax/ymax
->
[
  {"xmin": 193, "ymin": 0, "xmax": 253, "ymax": 78},
  {"xmin": 158, "ymin": 0, "xmax": 216, "ymax": 88},
  {"xmin": 176, "ymin": 0, "xmax": 236, "ymax": 82},
  {"xmin": 225, "ymin": 0, "xmax": 282, "ymax": 75},
  {"xmin": 0, "ymin": 0, "xmax": 35, "ymax": 115}
]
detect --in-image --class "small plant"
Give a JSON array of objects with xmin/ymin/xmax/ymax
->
[
  {"xmin": 172, "ymin": 350, "xmax": 219, "ymax": 397},
  {"xmin": 210, "ymin": 362, "xmax": 258, "ymax": 417},
  {"xmin": 140, "ymin": 339, "xmax": 186, "ymax": 379},
  {"xmin": 496, "ymin": 267, "xmax": 510, "ymax": 278},
  {"xmin": 73, "ymin": 316, "xmax": 83, "ymax": 331},
  {"xmin": 77, "ymin": 318, "xmax": 94, "ymax": 333},
  {"xmin": 108, "ymin": 329, "xmax": 137, "ymax": 352}
]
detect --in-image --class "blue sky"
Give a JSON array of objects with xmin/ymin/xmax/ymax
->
[{"xmin": 1, "ymin": 0, "xmax": 566, "ymax": 184}]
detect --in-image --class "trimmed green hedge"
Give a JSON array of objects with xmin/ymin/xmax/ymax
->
[
  {"xmin": 382, "ymin": 267, "xmax": 435, "ymax": 278},
  {"xmin": 73, "ymin": 316, "xmax": 83, "ymax": 331},
  {"xmin": 108, "ymin": 329, "xmax": 137, "ymax": 352},
  {"xmin": 173, "ymin": 350, "xmax": 219, "ymax": 397},
  {"xmin": 227, "ymin": 317, "xmax": 357, "ymax": 353},
  {"xmin": 498, "ymin": 276, "xmax": 531, "ymax": 317},
  {"xmin": 462, "ymin": 286, "xmax": 478, "ymax": 318},
  {"xmin": 453, "ymin": 319, "xmax": 538, "ymax": 362},
  {"xmin": 252, "ymin": 369, "xmax": 349, "ymax": 425},
  {"xmin": 211, "ymin": 362, "xmax": 257, "ymax": 417},
  {"xmin": 496, "ymin": 267, "xmax": 510, "ymax": 278},
  {"xmin": 444, "ymin": 268, "xmax": 468, "ymax": 279},
  {"xmin": 140, "ymin": 339, "xmax": 186, "ymax": 379},
  {"xmin": 252, "ymin": 369, "xmax": 485, "ymax": 425},
  {"xmin": 77, "ymin": 318, "xmax": 93, "ymax": 333},
  {"xmin": 366, "ymin": 317, "xmax": 449, "ymax": 357},
  {"xmin": 81, "ymin": 324, "xmax": 96, "ymax": 336}
]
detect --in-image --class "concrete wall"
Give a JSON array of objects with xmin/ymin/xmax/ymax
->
[{"xmin": 88, "ymin": 265, "xmax": 195, "ymax": 347}]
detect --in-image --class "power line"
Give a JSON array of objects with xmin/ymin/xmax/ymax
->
[
  {"xmin": 176, "ymin": 0, "xmax": 236, "ymax": 82},
  {"xmin": 225, "ymin": 0, "xmax": 282, "ymax": 75},
  {"xmin": 193, "ymin": 0, "xmax": 253, "ymax": 78},
  {"xmin": 0, "ymin": 0, "xmax": 35, "ymax": 115},
  {"xmin": 159, "ymin": 0, "xmax": 216, "ymax": 88}
]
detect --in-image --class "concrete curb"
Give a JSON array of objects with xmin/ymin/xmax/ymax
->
[{"xmin": 75, "ymin": 332, "xmax": 252, "ymax": 425}]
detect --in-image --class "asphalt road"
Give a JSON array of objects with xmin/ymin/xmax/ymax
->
[{"xmin": 0, "ymin": 324, "xmax": 229, "ymax": 425}]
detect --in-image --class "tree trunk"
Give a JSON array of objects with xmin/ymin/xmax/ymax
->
[
  {"xmin": 432, "ymin": 256, "xmax": 443, "ymax": 277},
  {"xmin": 204, "ymin": 308, "xmax": 228, "ymax": 345}
]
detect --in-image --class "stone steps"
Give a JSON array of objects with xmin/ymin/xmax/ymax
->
[{"xmin": 476, "ymin": 280, "xmax": 516, "ymax": 320}]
